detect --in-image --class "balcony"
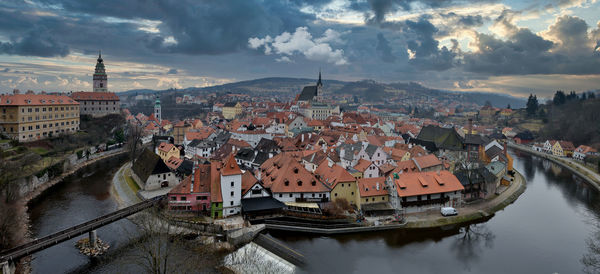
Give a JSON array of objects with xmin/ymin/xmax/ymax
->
[{"xmin": 401, "ymin": 196, "xmax": 449, "ymax": 207}]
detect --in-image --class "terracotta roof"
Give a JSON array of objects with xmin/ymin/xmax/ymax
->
[
  {"xmin": 227, "ymin": 138, "xmax": 251, "ymax": 149},
  {"xmin": 394, "ymin": 160, "xmax": 418, "ymax": 173},
  {"xmin": 241, "ymin": 171, "xmax": 259, "ymax": 195},
  {"xmin": 260, "ymin": 154, "xmax": 330, "ymax": 193},
  {"xmin": 210, "ymin": 162, "xmax": 222, "ymax": 202},
  {"xmin": 353, "ymin": 159, "xmax": 374, "ymax": 173},
  {"xmin": 358, "ymin": 177, "xmax": 388, "ymax": 197},
  {"xmin": 0, "ymin": 94, "xmax": 78, "ymax": 106},
  {"xmin": 71, "ymin": 91, "xmax": 120, "ymax": 101},
  {"xmin": 221, "ymin": 153, "xmax": 242, "ymax": 176},
  {"xmin": 558, "ymin": 141, "xmax": 575, "ymax": 151},
  {"xmin": 412, "ymin": 154, "xmax": 442, "ymax": 171},
  {"xmin": 314, "ymin": 162, "xmax": 355, "ymax": 189},
  {"xmin": 157, "ymin": 142, "xmax": 176, "ymax": 153},
  {"xmin": 185, "ymin": 127, "xmax": 215, "ymax": 141},
  {"xmin": 165, "ymin": 156, "xmax": 183, "ymax": 170},
  {"xmin": 392, "ymin": 170, "xmax": 464, "ymax": 197},
  {"xmin": 193, "ymin": 164, "xmax": 212, "ymax": 193},
  {"xmin": 576, "ymin": 145, "xmax": 597, "ymax": 154},
  {"xmin": 169, "ymin": 174, "xmax": 192, "ymax": 195}
]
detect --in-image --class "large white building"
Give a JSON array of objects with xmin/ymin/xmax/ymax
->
[{"xmin": 220, "ymin": 154, "xmax": 243, "ymax": 217}]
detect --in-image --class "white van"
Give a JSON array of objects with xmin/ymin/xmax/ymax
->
[{"xmin": 441, "ymin": 207, "xmax": 458, "ymax": 216}]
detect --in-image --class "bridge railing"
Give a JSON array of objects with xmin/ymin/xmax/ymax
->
[{"xmin": 0, "ymin": 195, "xmax": 165, "ymax": 262}]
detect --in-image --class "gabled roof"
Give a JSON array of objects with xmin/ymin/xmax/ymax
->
[
  {"xmin": 255, "ymin": 138, "xmax": 279, "ymax": 153},
  {"xmin": 260, "ymin": 154, "xmax": 330, "ymax": 193},
  {"xmin": 416, "ymin": 125, "xmax": 464, "ymax": 151},
  {"xmin": 222, "ymin": 153, "xmax": 242, "ymax": 176},
  {"xmin": 298, "ymin": 85, "xmax": 317, "ymax": 101},
  {"xmin": 241, "ymin": 171, "xmax": 260, "ymax": 196},
  {"xmin": 358, "ymin": 177, "xmax": 388, "ymax": 197},
  {"xmin": 412, "ymin": 154, "xmax": 442, "ymax": 171},
  {"xmin": 210, "ymin": 162, "xmax": 222, "ymax": 202},
  {"xmin": 132, "ymin": 148, "xmax": 171, "ymax": 182},
  {"xmin": 315, "ymin": 162, "xmax": 355, "ymax": 189},
  {"xmin": 0, "ymin": 94, "xmax": 79, "ymax": 106},
  {"xmin": 157, "ymin": 142, "xmax": 176, "ymax": 153},
  {"xmin": 176, "ymin": 159, "xmax": 194, "ymax": 176},
  {"xmin": 353, "ymin": 159, "xmax": 375, "ymax": 172}
]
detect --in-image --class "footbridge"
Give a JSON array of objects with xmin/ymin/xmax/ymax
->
[{"xmin": 0, "ymin": 195, "xmax": 164, "ymax": 272}]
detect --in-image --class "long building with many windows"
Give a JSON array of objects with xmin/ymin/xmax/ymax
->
[{"xmin": 0, "ymin": 94, "xmax": 80, "ymax": 141}]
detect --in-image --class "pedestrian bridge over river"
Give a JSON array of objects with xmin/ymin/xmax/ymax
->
[{"xmin": 0, "ymin": 196, "xmax": 164, "ymax": 272}]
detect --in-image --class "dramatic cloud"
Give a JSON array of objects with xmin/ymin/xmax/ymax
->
[
  {"xmin": 375, "ymin": 33, "xmax": 396, "ymax": 62},
  {"xmin": 249, "ymin": 27, "xmax": 348, "ymax": 65},
  {"xmin": 0, "ymin": 0, "xmax": 599, "ymax": 95}
]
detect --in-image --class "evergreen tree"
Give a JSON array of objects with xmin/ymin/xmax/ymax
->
[
  {"xmin": 553, "ymin": 91, "xmax": 567, "ymax": 105},
  {"xmin": 581, "ymin": 93, "xmax": 587, "ymax": 101},
  {"xmin": 589, "ymin": 92, "xmax": 596, "ymax": 99},
  {"xmin": 526, "ymin": 94, "xmax": 539, "ymax": 116},
  {"xmin": 507, "ymin": 104, "xmax": 511, "ymax": 109}
]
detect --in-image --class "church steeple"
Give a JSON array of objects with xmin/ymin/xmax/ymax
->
[
  {"xmin": 93, "ymin": 50, "xmax": 108, "ymax": 92},
  {"xmin": 317, "ymin": 69, "xmax": 322, "ymax": 87}
]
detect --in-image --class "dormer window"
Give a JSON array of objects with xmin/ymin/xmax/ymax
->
[
  {"xmin": 284, "ymin": 180, "xmax": 289, "ymax": 186},
  {"xmin": 294, "ymin": 168, "xmax": 299, "ymax": 174},
  {"xmin": 311, "ymin": 180, "xmax": 316, "ymax": 186},
  {"xmin": 297, "ymin": 180, "xmax": 302, "ymax": 186}
]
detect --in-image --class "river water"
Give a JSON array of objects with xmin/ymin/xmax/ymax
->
[
  {"xmin": 270, "ymin": 151, "xmax": 600, "ymax": 274},
  {"xmin": 27, "ymin": 151, "xmax": 600, "ymax": 273}
]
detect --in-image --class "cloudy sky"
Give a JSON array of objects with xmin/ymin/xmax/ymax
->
[{"xmin": 0, "ymin": 0, "xmax": 599, "ymax": 98}]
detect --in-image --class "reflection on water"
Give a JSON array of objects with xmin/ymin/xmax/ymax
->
[{"xmin": 271, "ymin": 151, "xmax": 600, "ymax": 274}]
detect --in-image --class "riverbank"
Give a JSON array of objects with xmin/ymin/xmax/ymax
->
[
  {"xmin": 10, "ymin": 148, "xmax": 128, "ymax": 274},
  {"xmin": 508, "ymin": 142, "xmax": 600, "ymax": 192},
  {"xmin": 404, "ymin": 169, "xmax": 526, "ymax": 229}
]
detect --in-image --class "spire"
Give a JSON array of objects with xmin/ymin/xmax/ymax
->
[
  {"xmin": 97, "ymin": 50, "xmax": 103, "ymax": 63},
  {"xmin": 317, "ymin": 68, "xmax": 322, "ymax": 87}
]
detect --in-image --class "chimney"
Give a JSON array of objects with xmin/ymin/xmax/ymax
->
[{"xmin": 468, "ymin": 118, "xmax": 473, "ymax": 136}]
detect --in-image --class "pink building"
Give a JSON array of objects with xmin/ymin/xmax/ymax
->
[{"xmin": 168, "ymin": 163, "xmax": 211, "ymax": 212}]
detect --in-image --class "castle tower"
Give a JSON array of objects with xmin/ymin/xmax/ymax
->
[
  {"xmin": 93, "ymin": 51, "xmax": 108, "ymax": 92},
  {"xmin": 154, "ymin": 94, "xmax": 161, "ymax": 123}
]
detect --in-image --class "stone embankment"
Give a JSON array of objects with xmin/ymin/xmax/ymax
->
[{"xmin": 508, "ymin": 142, "xmax": 600, "ymax": 192}]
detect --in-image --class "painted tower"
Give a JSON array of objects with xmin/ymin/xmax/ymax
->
[
  {"xmin": 154, "ymin": 94, "xmax": 161, "ymax": 123},
  {"xmin": 93, "ymin": 51, "xmax": 108, "ymax": 92}
]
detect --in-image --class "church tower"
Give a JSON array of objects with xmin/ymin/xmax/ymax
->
[
  {"xmin": 154, "ymin": 94, "xmax": 162, "ymax": 123},
  {"xmin": 93, "ymin": 51, "xmax": 108, "ymax": 92},
  {"xmin": 315, "ymin": 69, "xmax": 323, "ymax": 102}
]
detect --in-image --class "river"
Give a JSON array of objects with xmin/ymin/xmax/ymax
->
[
  {"xmin": 27, "ymin": 151, "xmax": 600, "ymax": 273},
  {"xmin": 269, "ymin": 151, "xmax": 600, "ymax": 273}
]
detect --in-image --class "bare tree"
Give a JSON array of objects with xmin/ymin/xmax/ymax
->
[
  {"xmin": 452, "ymin": 223, "xmax": 495, "ymax": 270},
  {"xmin": 127, "ymin": 124, "xmax": 144, "ymax": 165},
  {"xmin": 127, "ymin": 208, "xmax": 219, "ymax": 274}
]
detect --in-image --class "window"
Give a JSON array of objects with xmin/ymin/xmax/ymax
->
[
  {"xmin": 230, "ymin": 201, "xmax": 233, "ymax": 206},
  {"xmin": 180, "ymin": 197, "xmax": 186, "ymax": 201},
  {"xmin": 171, "ymin": 196, "xmax": 176, "ymax": 201},
  {"xmin": 231, "ymin": 182, "xmax": 234, "ymax": 187},
  {"xmin": 312, "ymin": 193, "xmax": 315, "ymax": 197},
  {"xmin": 382, "ymin": 197, "xmax": 385, "ymax": 200},
  {"xmin": 289, "ymin": 193, "xmax": 292, "ymax": 197},
  {"xmin": 351, "ymin": 192, "xmax": 354, "ymax": 195},
  {"xmin": 334, "ymin": 193, "xmax": 338, "ymax": 197},
  {"xmin": 251, "ymin": 189, "xmax": 261, "ymax": 195},
  {"xmin": 279, "ymin": 194, "xmax": 282, "ymax": 198},
  {"xmin": 230, "ymin": 191, "xmax": 234, "ymax": 197}
]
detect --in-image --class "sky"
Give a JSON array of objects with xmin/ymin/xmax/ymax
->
[{"xmin": 0, "ymin": 0, "xmax": 599, "ymax": 98}]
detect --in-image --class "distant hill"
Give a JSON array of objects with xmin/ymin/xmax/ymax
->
[{"xmin": 119, "ymin": 77, "xmax": 526, "ymax": 108}]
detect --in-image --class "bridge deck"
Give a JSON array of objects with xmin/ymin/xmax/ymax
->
[{"xmin": 0, "ymin": 196, "xmax": 163, "ymax": 263}]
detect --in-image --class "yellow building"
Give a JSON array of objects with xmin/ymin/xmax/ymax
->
[
  {"xmin": 0, "ymin": 94, "xmax": 80, "ymax": 142},
  {"xmin": 357, "ymin": 177, "xmax": 389, "ymax": 210},
  {"xmin": 552, "ymin": 140, "xmax": 575, "ymax": 157},
  {"xmin": 315, "ymin": 162, "xmax": 358, "ymax": 205},
  {"xmin": 156, "ymin": 142, "xmax": 180, "ymax": 162},
  {"xmin": 222, "ymin": 102, "xmax": 242, "ymax": 120}
]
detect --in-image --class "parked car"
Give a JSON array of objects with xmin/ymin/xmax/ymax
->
[{"xmin": 441, "ymin": 207, "xmax": 458, "ymax": 216}]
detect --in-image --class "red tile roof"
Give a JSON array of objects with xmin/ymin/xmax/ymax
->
[
  {"xmin": 260, "ymin": 154, "xmax": 330, "ymax": 193},
  {"xmin": 353, "ymin": 159, "xmax": 374, "ymax": 173},
  {"xmin": 158, "ymin": 142, "xmax": 176, "ymax": 153},
  {"xmin": 241, "ymin": 171, "xmax": 259, "ymax": 196},
  {"xmin": 392, "ymin": 170, "xmax": 464, "ymax": 197},
  {"xmin": 221, "ymin": 153, "xmax": 242, "ymax": 176},
  {"xmin": 413, "ymin": 154, "xmax": 442, "ymax": 170},
  {"xmin": 193, "ymin": 164, "xmax": 212, "ymax": 193},
  {"xmin": 0, "ymin": 94, "xmax": 79, "ymax": 106},
  {"xmin": 314, "ymin": 162, "xmax": 355, "ymax": 189},
  {"xmin": 210, "ymin": 162, "xmax": 222, "ymax": 202},
  {"xmin": 358, "ymin": 177, "xmax": 387, "ymax": 197},
  {"xmin": 71, "ymin": 91, "xmax": 120, "ymax": 101}
]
